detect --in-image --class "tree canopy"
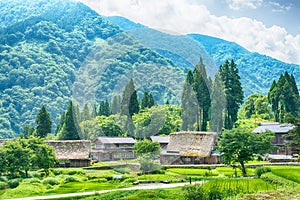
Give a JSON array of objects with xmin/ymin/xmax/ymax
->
[
  {"xmin": 35, "ymin": 105, "xmax": 52, "ymax": 138},
  {"xmin": 217, "ymin": 128, "xmax": 274, "ymax": 176}
]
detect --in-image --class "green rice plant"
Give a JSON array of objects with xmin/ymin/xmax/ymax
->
[
  {"xmin": 167, "ymin": 168, "xmax": 218, "ymax": 176},
  {"xmin": 63, "ymin": 175, "xmax": 81, "ymax": 183},
  {"xmin": 0, "ymin": 176, "xmax": 8, "ymax": 182},
  {"xmin": 23, "ymin": 178, "xmax": 41, "ymax": 184},
  {"xmin": 270, "ymin": 166, "xmax": 300, "ymax": 183}
]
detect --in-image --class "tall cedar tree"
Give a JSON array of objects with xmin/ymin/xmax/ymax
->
[
  {"xmin": 192, "ymin": 58, "xmax": 211, "ymax": 131},
  {"xmin": 181, "ymin": 70, "xmax": 198, "ymax": 131},
  {"xmin": 35, "ymin": 105, "xmax": 52, "ymax": 138},
  {"xmin": 141, "ymin": 92, "xmax": 155, "ymax": 109},
  {"xmin": 81, "ymin": 103, "xmax": 91, "ymax": 122},
  {"xmin": 99, "ymin": 100, "xmax": 111, "ymax": 116},
  {"xmin": 111, "ymin": 95, "xmax": 122, "ymax": 114},
  {"xmin": 55, "ymin": 112, "xmax": 65, "ymax": 134},
  {"xmin": 58, "ymin": 101, "xmax": 80, "ymax": 140},
  {"xmin": 268, "ymin": 72, "xmax": 299, "ymax": 122},
  {"xmin": 219, "ymin": 60, "xmax": 244, "ymax": 129},
  {"xmin": 210, "ymin": 72, "xmax": 226, "ymax": 133},
  {"xmin": 121, "ymin": 79, "xmax": 139, "ymax": 117}
]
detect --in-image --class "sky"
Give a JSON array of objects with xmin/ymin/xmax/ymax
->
[{"xmin": 78, "ymin": 0, "xmax": 300, "ymax": 65}]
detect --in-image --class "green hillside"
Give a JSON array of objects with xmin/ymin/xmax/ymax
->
[
  {"xmin": 0, "ymin": 0, "xmax": 183, "ymax": 137},
  {"xmin": 107, "ymin": 16, "xmax": 300, "ymax": 97}
]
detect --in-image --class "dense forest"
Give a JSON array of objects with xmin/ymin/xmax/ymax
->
[{"xmin": 0, "ymin": 0, "xmax": 299, "ymax": 138}]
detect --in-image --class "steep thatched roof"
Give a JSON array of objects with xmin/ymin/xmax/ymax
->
[
  {"xmin": 166, "ymin": 132, "xmax": 217, "ymax": 157},
  {"xmin": 94, "ymin": 137, "xmax": 136, "ymax": 144},
  {"xmin": 46, "ymin": 140, "xmax": 90, "ymax": 160}
]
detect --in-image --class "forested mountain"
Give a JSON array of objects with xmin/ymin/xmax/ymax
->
[
  {"xmin": 107, "ymin": 16, "xmax": 300, "ymax": 97},
  {"xmin": 0, "ymin": 0, "xmax": 183, "ymax": 137}
]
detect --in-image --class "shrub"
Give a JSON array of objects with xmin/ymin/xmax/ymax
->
[
  {"xmin": 29, "ymin": 171, "xmax": 41, "ymax": 179},
  {"xmin": 182, "ymin": 184, "xmax": 206, "ymax": 200},
  {"xmin": 64, "ymin": 175, "xmax": 80, "ymax": 183},
  {"xmin": 0, "ymin": 182, "xmax": 7, "ymax": 190},
  {"xmin": 42, "ymin": 177, "xmax": 60, "ymax": 186},
  {"xmin": 7, "ymin": 179, "xmax": 22, "ymax": 189},
  {"xmin": 0, "ymin": 176, "xmax": 8, "ymax": 182},
  {"xmin": 23, "ymin": 178, "xmax": 41, "ymax": 183},
  {"xmin": 255, "ymin": 167, "xmax": 271, "ymax": 178}
]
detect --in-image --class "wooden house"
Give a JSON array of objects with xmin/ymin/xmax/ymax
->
[
  {"xmin": 253, "ymin": 123, "xmax": 295, "ymax": 155},
  {"xmin": 45, "ymin": 140, "xmax": 91, "ymax": 167},
  {"xmin": 150, "ymin": 136, "xmax": 170, "ymax": 150},
  {"xmin": 91, "ymin": 137, "xmax": 136, "ymax": 161},
  {"xmin": 160, "ymin": 132, "xmax": 219, "ymax": 165}
]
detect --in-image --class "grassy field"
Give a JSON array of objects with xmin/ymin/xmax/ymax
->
[{"xmin": 1, "ymin": 165, "xmax": 300, "ymax": 199}]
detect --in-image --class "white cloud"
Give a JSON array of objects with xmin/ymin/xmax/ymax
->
[
  {"xmin": 79, "ymin": 0, "xmax": 300, "ymax": 65},
  {"xmin": 225, "ymin": 0, "xmax": 263, "ymax": 10},
  {"xmin": 269, "ymin": 1, "xmax": 292, "ymax": 12}
]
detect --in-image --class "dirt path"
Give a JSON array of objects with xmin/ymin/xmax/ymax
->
[{"xmin": 10, "ymin": 181, "xmax": 204, "ymax": 200}]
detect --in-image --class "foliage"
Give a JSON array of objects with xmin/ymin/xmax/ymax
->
[
  {"xmin": 268, "ymin": 72, "xmax": 300, "ymax": 122},
  {"xmin": 255, "ymin": 167, "xmax": 271, "ymax": 178},
  {"xmin": 121, "ymin": 79, "xmax": 139, "ymax": 118},
  {"xmin": 7, "ymin": 179, "xmax": 22, "ymax": 189},
  {"xmin": 98, "ymin": 100, "xmax": 111, "ymax": 117},
  {"xmin": 42, "ymin": 177, "xmax": 60, "ymax": 186},
  {"xmin": 58, "ymin": 101, "xmax": 80, "ymax": 140},
  {"xmin": 217, "ymin": 128, "xmax": 274, "ymax": 176},
  {"xmin": 182, "ymin": 184, "xmax": 206, "ymax": 200},
  {"xmin": 0, "ymin": 182, "xmax": 7, "ymax": 190},
  {"xmin": 239, "ymin": 94, "xmax": 273, "ymax": 120},
  {"xmin": 0, "ymin": 137, "xmax": 57, "ymax": 177},
  {"xmin": 35, "ymin": 105, "xmax": 52, "ymax": 138},
  {"xmin": 284, "ymin": 118, "xmax": 300, "ymax": 152},
  {"xmin": 219, "ymin": 60, "xmax": 244, "ymax": 129},
  {"xmin": 141, "ymin": 91, "xmax": 155, "ymax": 109},
  {"xmin": 133, "ymin": 139, "xmax": 161, "ymax": 156}
]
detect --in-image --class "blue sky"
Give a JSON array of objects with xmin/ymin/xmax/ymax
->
[{"xmin": 79, "ymin": 0, "xmax": 300, "ymax": 65}]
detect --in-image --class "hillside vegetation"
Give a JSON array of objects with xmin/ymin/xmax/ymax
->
[{"xmin": 0, "ymin": 0, "xmax": 182, "ymax": 137}]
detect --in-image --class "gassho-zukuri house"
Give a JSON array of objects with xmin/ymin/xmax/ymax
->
[
  {"xmin": 160, "ymin": 132, "xmax": 219, "ymax": 165},
  {"xmin": 45, "ymin": 140, "xmax": 91, "ymax": 167},
  {"xmin": 91, "ymin": 136, "xmax": 136, "ymax": 161}
]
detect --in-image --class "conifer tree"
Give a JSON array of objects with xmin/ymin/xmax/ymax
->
[
  {"xmin": 55, "ymin": 112, "xmax": 65, "ymax": 134},
  {"xmin": 210, "ymin": 72, "xmax": 226, "ymax": 133},
  {"xmin": 219, "ymin": 59, "xmax": 244, "ymax": 129},
  {"xmin": 181, "ymin": 70, "xmax": 198, "ymax": 131},
  {"xmin": 192, "ymin": 58, "xmax": 211, "ymax": 131},
  {"xmin": 121, "ymin": 79, "xmax": 139, "ymax": 117},
  {"xmin": 111, "ymin": 95, "xmax": 121, "ymax": 114},
  {"xmin": 81, "ymin": 103, "xmax": 91, "ymax": 122},
  {"xmin": 58, "ymin": 101, "xmax": 80, "ymax": 140},
  {"xmin": 35, "ymin": 105, "xmax": 52, "ymax": 138},
  {"xmin": 141, "ymin": 91, "xmax": 149, "ymax": 109}
]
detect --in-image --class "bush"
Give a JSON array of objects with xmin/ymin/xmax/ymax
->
[
  {"xmin": 64, "ymin": 175, "xmax": 80, "ymax": 183},
  {"xmin": 182, "ymin": 184, "xmax": 206, "ymax": 200},
  {"xmin": 29, "ymin": 171, "xmax": 41, "ymax": 179},
  {"xmin": 42, "ymin": 177, "xmax": 60, "ymax": 186},
  {"xmin": 0, "ymin": 176, "xmax": 8, "ymax": 182},
  {"xmin": 0, "ymin": 182, "xmax": 7, "ymax": 190},
  {"xmin": 255, "ymin": 167, "xmax": 271, "ymax": 178},
  {"xmin": 7, "ymin": 179, "xmax": 22, "ymax": 189},
  {"xmin": 23, "ymin": 178, "xmax": 41, "ymax": 183}
]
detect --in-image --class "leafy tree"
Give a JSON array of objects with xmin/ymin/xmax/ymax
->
[
  {"xmin": 35, "ymin": 105, "xmax": 52, "ymax": 138},
  {"xmin": 219, "ymin": 60, "xmax": 244, "ymax": 129},
  {"xmin": 58, "ymin": 101, "xmax": 80, "ymax": 140},
  {"xmin": 217, "ymin": 128, "xmax": 274, "ymax": 176},
  {"xmin": 239, "ymin": 94, "xmax": 272, "ymax": 120},
  {"xmin": 210, "ymin": 72, "xmax": 226, "ymax": 133},
  {"xmin": 121, "ymin": 79, "xmax": 139, "ymax": 117},
  {"xmin": 284, "ymin": 118, "xmax": 300, "ymax": 153},
  {"xmin": 133, "ymin": 139, "xmax": 161, "ymax": 156},
  {"xmin": 26, "ymin": 136, "xmax": 57, "ymax": 175}
]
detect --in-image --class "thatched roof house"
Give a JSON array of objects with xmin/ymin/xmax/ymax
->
[
  {"xmin": 161, "ymin": 132, "xmax": 219, "ymax": 165},
  {"xmin": 46, "ymin": 140, "xmax": 91, "ymax": 167}
]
